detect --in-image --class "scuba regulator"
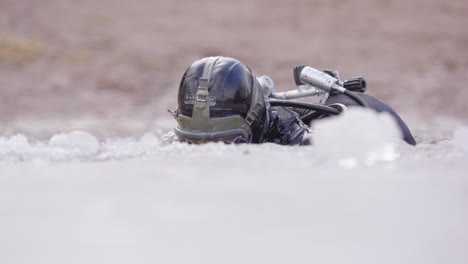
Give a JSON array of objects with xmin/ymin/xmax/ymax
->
[{"xmin": 257, "ymin": 65, "xmax": 369, "ymax": 123}]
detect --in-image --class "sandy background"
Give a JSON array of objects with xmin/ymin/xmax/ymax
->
[{"xmin": 1, "ymin": 0, "xmax": 467, "ymax": 137}]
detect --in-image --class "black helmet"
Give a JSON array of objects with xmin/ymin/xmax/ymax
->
[{"xmin": 172, "ymin": 56, "xmax": 269, "ymax": 143}]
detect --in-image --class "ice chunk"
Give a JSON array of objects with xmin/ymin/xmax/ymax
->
[
  {"xmin": 310, "ymin": 108, "xmax": 402, "ymax": 167},
  {"xmin": 49, "ymin": 130, "xmax": 99, "ymax": 155},
  {"xmin": 0, "ymin": 134, "xmax": 30, "ymax": 162},
  {"xmin": 453, "ymin": 126, "xmax": 468, "ymax": 154},
  {"xmin": 139, "ymin": 132, "xmax": 159, "ymax": 146},
  {"xmin": 0, "ymin": 134, "xmax": 29, "ymax": 152},
  {"xmin": 98, "ymin": 133, "xmax": 160, "ymax": 160}
]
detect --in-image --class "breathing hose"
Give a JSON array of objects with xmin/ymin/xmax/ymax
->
[
  {"xmin": 299, "ymin": 103, "xmax": 346, "ymax": 124},
  {"xmin": 268, "ymin": 100, "xmax": 341, "ymax": 115},
  {"xmin": 343, "ymin": 90, "xmax": 369, "ymax": 108}
]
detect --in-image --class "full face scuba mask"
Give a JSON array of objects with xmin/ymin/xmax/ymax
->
[{"xmin": 173, "ymin": 56, "xmax": 267, "ymax": 144}]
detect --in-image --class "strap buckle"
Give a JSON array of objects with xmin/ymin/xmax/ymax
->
[
  {"xmin": 244, "ymin": 111, "xmax": 258, "ymax": 126},
  {"xmin": 196, "ymin": 78, "xmax": 209, "ymax": 102}
]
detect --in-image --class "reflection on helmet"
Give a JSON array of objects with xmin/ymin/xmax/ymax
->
[{"xmin": 173, "ymin": 56, "xmax": 269, "ymax": 143}]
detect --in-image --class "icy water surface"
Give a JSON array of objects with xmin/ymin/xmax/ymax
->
[
  {"xmin": 1, "ymin": 109, "xmax": 467, "ymax": 165},
  {"xmin": 1, "ymin": 110, "xmax": 468, "ymax": 264}
]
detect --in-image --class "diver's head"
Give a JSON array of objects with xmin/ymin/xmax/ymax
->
[{"xmin": 172, "ymin": 56, "xmax": 268, "ymax": 143}]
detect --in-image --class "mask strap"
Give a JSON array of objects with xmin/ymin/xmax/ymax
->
[
  {"xmin": 190, "ymin": 57, "xmax": 219, "ymax": 130},
  {"xmin": 242, "ymin": 74, "xmax": 266, "ymax": 132}
]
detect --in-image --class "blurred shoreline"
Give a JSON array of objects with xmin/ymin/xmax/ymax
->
[{"xmin": 1, "ymin": 0, "xmax": 467, "ymax": 137}]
